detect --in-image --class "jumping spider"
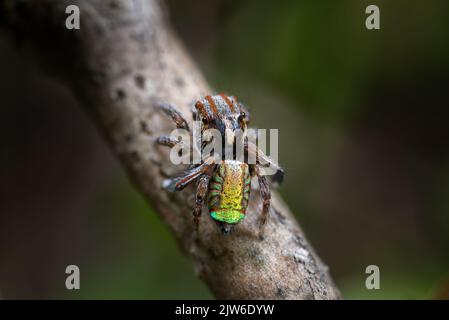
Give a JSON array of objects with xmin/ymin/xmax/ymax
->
[{"xmin": 156, "ymin": 94, "xmax": 284, "ymax": 235}]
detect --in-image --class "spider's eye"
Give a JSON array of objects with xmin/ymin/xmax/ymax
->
[
  {"xmin": 202, "ymin": 118, "xmax": 208, "ymax": 125},
  {"xmin": 238, "ymin": 112, "xmax": 246, "ymax": 122}
]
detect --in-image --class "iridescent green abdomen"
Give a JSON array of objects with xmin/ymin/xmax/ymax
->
[{"xmin": 208, "ymin": 160, "xmax": 251, "ymax": 224}]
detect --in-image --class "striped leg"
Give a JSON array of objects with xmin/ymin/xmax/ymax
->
[
  {"xmin": 193, "ymin": 166, "xmax": 215, "ymax": 230},
  {"xmin": 254, "ymin": 165, "xmax": 271, "ymax": 232},
  {"xmin": 162, "ymin": 157, "xmax": 216, "ymax": 192},
  {"xmin": 157, "ymin": 133, "xmax": 201, "ymax": 161},
  {"xmin": 157, "ymin": 102, "xmax": 190, "ymax": 131},
  {"xmin": 156, "ymin": 135, "xmax": 182, "ymax": 148},
  {"xmin": 246, "ymin": 141, "xmax": 284, "ymax": 185}
]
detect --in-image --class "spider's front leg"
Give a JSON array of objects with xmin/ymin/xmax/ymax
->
[
  {"xmin": 193, "ymin": 165, "xmax": 215, "ymax": 230},
  {"xmin": 253, "ymin": 165, "xmax": 271, "ymax": 232},
  {"xmin": 156, "ymin": 102, "xmax": 188, "ymax": 150},
  {"xmin": 156, "ymin": 102, "xmax": 190, "ymax": 131},
  {"xmin": 156, "ymin": 135, "xmax": 183, "ymax": 148},
  {"xmin": 156, "ymin": 101, "xmax": 203, "ymax": 159}
]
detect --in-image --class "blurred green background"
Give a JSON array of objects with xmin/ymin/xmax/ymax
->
[{"xmin": 1, "ymin": 0, "xmax": 448, "ymax": 299}]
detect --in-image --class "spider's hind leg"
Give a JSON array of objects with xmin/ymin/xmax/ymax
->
[
  {"xmin": 253, "ymin": 165, "xmax": 271, "ymax": 233},
  {"xmin": 246, "ymin": 141, "xmax": 284, "ymax": 185},
  {"xmin": 193, "ymin": 165, "xmax": 215, "ymax": 230}
]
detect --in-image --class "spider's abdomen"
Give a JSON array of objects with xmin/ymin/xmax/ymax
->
[{"xmin": 207, "ymin": 160, "xmax": 251, "ymax": 224}]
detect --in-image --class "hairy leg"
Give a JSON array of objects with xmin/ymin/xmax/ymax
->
[
  {"xmin": 246, "ymin": 141, "xmax": 284, "ymax": 184},
  {"xmin": 254, "ymin": 165, "xmax": 271, "ymax": 232},
  {"xmin": 163, "ymin": 156, "xmax": 216, "ymax": 192},
  {"xmin": 156, "ymin": 135, "xmax": 182, "ymax": 148},
  {"xmin": 193, "ymin": 166, "xmax": 215, "ymax": 230},
  {"xmin": 157, "ymin": 102, "xmax": 190, "ymax": 131}
]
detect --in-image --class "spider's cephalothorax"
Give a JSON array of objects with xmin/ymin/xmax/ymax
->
[{"xmin": 156, "ymin": 94, "xmax": 283, "ymax": 235}]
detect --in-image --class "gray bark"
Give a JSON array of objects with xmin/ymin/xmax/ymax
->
[{"xmin": 0, "ymin": 0, "xmax": 340, "ymax": 299}]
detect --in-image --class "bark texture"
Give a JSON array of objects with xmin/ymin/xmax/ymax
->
[{"xmin": 0, "ymin": 0, "xmax": 340, "ymax": 299}]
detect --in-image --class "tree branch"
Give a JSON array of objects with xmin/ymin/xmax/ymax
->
[{"xmin": 1, "ymin": 0, "xmax": 340, "ymax": 299}]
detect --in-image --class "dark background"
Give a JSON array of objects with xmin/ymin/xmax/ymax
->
[{"xmin": 1, "ymin": 0, "xmax": 448, "ymax": 299}]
